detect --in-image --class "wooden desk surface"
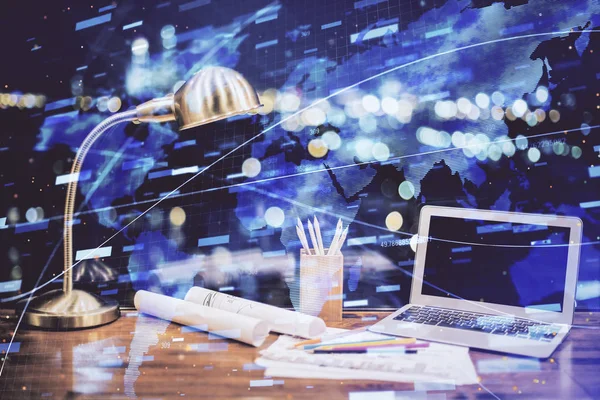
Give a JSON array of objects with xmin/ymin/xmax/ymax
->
[{"xmin": 0, "ymin": 310, "xmax": 599, "ymax": 399}]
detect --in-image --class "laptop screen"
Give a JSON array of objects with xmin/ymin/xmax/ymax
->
[{"xmin": 421, "ymin": 215, "xmax": 571, "ymax": 312}]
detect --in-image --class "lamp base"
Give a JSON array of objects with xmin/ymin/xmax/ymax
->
[{"xmin": 18, "ymin": 289, "xmax": 120, "ymax": 330}]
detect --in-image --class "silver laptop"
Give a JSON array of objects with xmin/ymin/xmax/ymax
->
[{"xmin": 369, "ymin": 205, "xmax": 582, "ymax": 358}]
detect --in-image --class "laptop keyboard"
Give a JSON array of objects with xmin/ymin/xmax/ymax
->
[{"xmin": 393, "ymin": 306, "xmax": 561, "ymax": 342}]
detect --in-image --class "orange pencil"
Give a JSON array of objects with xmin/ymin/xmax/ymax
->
[
  {"xmin": 292, "ymin": 327, "xmax": 368, "ymax": 348},
  {"xmin": 314, "ymin": 337, "xmax": 416, "ymax": 351}
]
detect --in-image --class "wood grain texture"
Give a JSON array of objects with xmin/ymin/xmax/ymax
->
[{"xmin": 0, "ymin": 310, "xmax": 598, "ymax": 399}]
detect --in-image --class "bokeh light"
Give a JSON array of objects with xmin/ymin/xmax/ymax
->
[
  {"xmin": 553, "ymin": 142, "xmax": 565, "ymax": 155},
  {"xmin": 372, "ymin": 142, "xmax": 390, "ymax": 162},
  {"xmin": 161, "ymin": 25, "xmax": 176, "ymax": 39},
  {"xmin": 475, "ymin": 93, "xmax": 490, "ymax": 109},
  {"xmin": 313, "ymin": 98, "xmax": 331, "ymax": 113},
  {"xmin": 362, "ymin": 94, "xmax": 380, "ymax": 113},
  {"xmin": 549, "ymin": 109, "xmax": 560, "ymax": 123},
  {"xmin": 131, "ymin": 37, "xmax": 149, "ymax": 56},
  {"xmin": 25, "ymin": 207, "xmax": 38, "ymax": 223},
  {"xmin": 434, "ymin": 100, "xmax": 457, "ymax": 119},
  {"xmin": 258, "ymin": 89, "xmax": 277, "ymax": 115},
  {"xmin": 23, "ymin": 94, "xmax": 36, "ymax": 108},
  {"xmin": 8, "ymin": 247, "xmax": 19, "ymax": 264},
  {"xmin": 491, "ymin": 91, "xmax": 505, "ymax": 106},
  {"xmin": 10, "ymin": 265, "xmax": 22, "ymax": 280},
  {"xmin": 515, "ymin": 135, "xmax": 528, "ymax": 150},
  {"xmin": 488, "ymin": 144, "xmax": 502, "ymax": 161},
  {"xmin": 81, "ymin": 96, "xmax": 93, "ymax": 111},
  {"xmin": 512, "ymin": 99, "xmax": 528, "ymax": 118},
  {"xmin": 301, "ymin": 107, "xmax": 326, "ymax": 126},
  {"xmin": 265, "ymin": 207, "xmax": 285, "ymax": 228},
  {"xmin": 169, "ymin": 207, "xmax": 186, "ymax": 226},
  {"xmin": 308, "ymin": 138, "xmax": 328, "ymax": 158},
  {"xmin": 395, "ymin": 99, "xmax": 413, "ymax": 122},
  {"xmin": 581, "ymin": 123, "xmax": 591, "ymax": 136},
  {"xmin": 451, "ymin": 131, "xmax": 465, "ymax": 148},
  {"xmin": 7, "ymin": 207, "xmax": 19, "ymax": 224},
  {"xmin": 279, "ymin": 92, "xmax": 300, "ymax": 112},
  {"xmin": 96, "ymin": 96, "xmax": 109, "ymax": 112},
  {"xmin": 502, "ymin": 140, "xmax": 516, "ymax": 157},
  {"xmin": 160, "ymin": 25, "xmax": 176, "ymax": 51},
  {"xmin": 322, "ymin": 130, "xmax": 341, "ymax": 150},
  {"xmin": 456, "ymin": 97, "xmax": 472, "ymax": 115},
  {"xmin": 385, "ymin": 211, "xmax": 404, "ymax": 231},
  {"xmin": 398, "ymin": 180, "xmax": 415, "ymax": 200},
  {"xmin": 379, "ymin": 79, "xmax": 402, "ymax": 97},
  {"xmin": 381, "ymin": 97, "xmax": 398, "ymax": 115},
  {"xmin": 107, "ymin": 97, "xmax": 122, "ymax": 113},
  {"xmin": 505, "ymin": 106, "xmax": 517, "ymax": 121},
  {"xmin": 358, "ymin": 114, "xmax": 377, "ymax": 133},
  {"xmin": 345, "ymin": 100, "xmax": 367, "ymax": 119},
  {"xmin": 535, "ymin": 86, "xmax": 549, "ymax": 103},
  {"xmin": 417, "ymin": 127, "xmax": 451, "ymax": 148},
  {"xmin": 527, "ymin": 147, "xmax": 541, "ymax": 163},
  {"xmin": 242, "ymin": 157, "xmax": 261, "ymax": 178},
  {"xmin": 491, "ymin": 106, "xmax": 504, "ymax": 120},
  {"xmin": 326, "ymin": 107, "xmax": 346, "ymax": 126},
  {"xmin": 409, "ymin": 234, "xmax": 419, "ymax": 252},
  {"xmin": 281, "ymin": 114, "xmax": 302, "ymax": 131},
  {"xmin": 466, "ymin": 105, "xmax": 480, "ymax": 120},
  {"xmin": 534, "ymin": 108, "xmax": 546, "ymax": 123},
  {"xmin": 525, "ymin": 111, "xmax": 537, "ymax": 127},
  {"xmin": 355, "ymin": 138, "xmax": 374, "ymax": 161}
]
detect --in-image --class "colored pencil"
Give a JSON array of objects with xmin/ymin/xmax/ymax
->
[
  {"xmin": 312, "ymin": 342, "xmax": 429, "ymax": 354},
  {"xmin": 312, "ymin": 337, "xmax": 416, "ymax": 351},
  {"xmin": 292, "ymin": 327, "xmax": 367, "ymax": 348}
]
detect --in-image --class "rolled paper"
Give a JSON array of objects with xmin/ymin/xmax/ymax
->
[
  {"xmin": 185, "ymin": 287, "xmax": 326, "ymax": 339},
  {"xmin": 134, "ymin": 290, "xmax": 269, "ymax": 347}
]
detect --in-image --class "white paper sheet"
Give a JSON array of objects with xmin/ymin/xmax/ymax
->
[
  {"xmin": 255, "ymin": 329, "xmax": 478, "ymax": 385},
  {"xmin": 185, "ymin": 287, "xmax": 326, "ymax": 338},
  {"xmin": 134, "ymin": 290, "xmax": 269, "ymax": 347}
]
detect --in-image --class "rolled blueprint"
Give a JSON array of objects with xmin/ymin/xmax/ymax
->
[
  {"xmin": 134, "ymin": 290, "xmax": 269, "ymax": 347},
  {"xmin": 185, "ymin": 287, "xmax": 327, "ymax": 339}
]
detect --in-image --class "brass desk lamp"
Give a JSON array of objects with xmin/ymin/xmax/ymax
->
[{"xmin": 22, "ymin": 66, "xmax": 261, "ymax": 329}]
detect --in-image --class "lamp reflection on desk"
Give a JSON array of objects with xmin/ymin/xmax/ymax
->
[{"xmin": 20, "ymin": 66, "xmax": 262, "ymax": 330}]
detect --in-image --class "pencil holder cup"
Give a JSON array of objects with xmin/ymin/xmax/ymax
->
[{"xmin": 299, "ymin": 249, "xmax": 343, "ymax": 323}]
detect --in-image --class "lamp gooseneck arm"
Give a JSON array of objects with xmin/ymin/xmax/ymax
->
[{"xmin": 63, "ymin": 110, "xmax": 138, "ymax": 294}]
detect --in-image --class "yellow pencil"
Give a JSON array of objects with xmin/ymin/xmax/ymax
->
[
  {"xmin": 292, "ymin": 327, "xmax": 368, "ymax": 348},
  {"xmin": 314, "ymin": 338, "xmax": 415, "ymax": 351},
  {"xmin": 293, "ymin": 338, "xmax": 322, "ymax": 348}
]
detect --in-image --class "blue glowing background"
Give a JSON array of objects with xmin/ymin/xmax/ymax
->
[{"xmin": 0, "ymin": 0, "xmax": 599, "ymax": 310}]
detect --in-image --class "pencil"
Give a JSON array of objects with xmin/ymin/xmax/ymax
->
[
  {"xmin": 292, "ymin": 326, "xmax": 367, "ymax": 348},
  {"xmin": 313, "ymin": 337, "xmax": 416, "ymax": 351},
  {"xmin": 296, "ymin": 226, "xmax": 311, "ymax": 254},
  {"xmin": 307, "ymin": 219, "xmax": 321, "ymax": 255},
  {"xmin": 296, "ymin": 218, "xmax": 312, "ymax": 255},
  {"xmin": 313, "ymin": 342, "xmax": 429, "ymax": 354},
  {"xmin": 335, "ymin": 226, "xmax": 349, "ymax": 255},
  {"xmin": 301, "ymin": 337, "xmax": 395, "ymax": 350},
  {"xmin": 313, "ymin": 216, "xmax": 325, "ymax": 255},
  {"xmin": 327, "ymin": 219, "xmax": 343, "ymax": 256}
]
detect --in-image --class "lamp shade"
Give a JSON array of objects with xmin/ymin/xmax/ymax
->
[
  {"xmin": 173, "ymin": 66, "xmax": 262, "ymax": 130},
  {"xmin": 135, "ymin": 66, "xmax": 262, "ymax": 129}
]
